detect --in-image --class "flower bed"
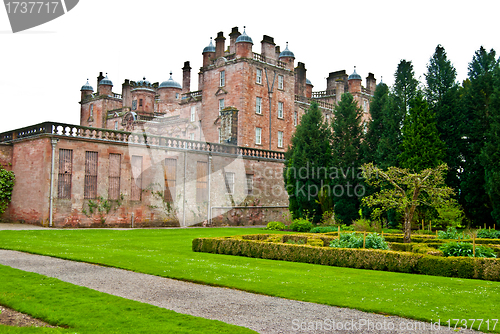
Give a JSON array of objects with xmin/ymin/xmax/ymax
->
[{"xmin": 192, "ymin": 234, "xmax": 500, "ymax": 281}]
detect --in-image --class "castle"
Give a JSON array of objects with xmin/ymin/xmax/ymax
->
[{"xmin": 0, "ymin": 26, "xmax": 376, "ymax": 228}]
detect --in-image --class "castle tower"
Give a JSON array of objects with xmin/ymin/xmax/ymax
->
[
  {"xmin": 202, "ymin": 38, "xmax": 216, "ymax": 68},
  {"xmin": 348, "ymin": 67, "xmax": 362, "ymax": 94},
  {"xmin": 306, "ymin": 78, "xmax": 313, "ymax": 99},
  {"xmin": 98, "ymin": 73, "xmax": 113, "ymax": 96},
  {"xmin": 131, "ymin": 77, "xmax": 156, "ymax": 114},
  {"xmin": 294, "ymin": 62, "xmax": 307, "ymax": 97},
  {"xmin": 80, "ymin": 79, "xmax": 93, "ymax": 101},
  {"xmin": 235, "ymin": 27, "xmax": 253, "ymax": 59},
  {"xmin": 157, "ymin": 72, "xmax": 182, "ymax": 105},
  {"xmin": 261, "ymin": 35, "xmax": 276, "ymax": 60},
  {"xmin": 279, "ymin": 42, "xmax": 295, "ymax": 71},
  {"xmin": 366, "ymin": 72, "xmax": 377, "ymax": 93}
]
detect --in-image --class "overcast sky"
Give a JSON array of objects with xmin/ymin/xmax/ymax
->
[{"xmin": 1, "ymin": 0, "xmax": 499, "ymax": 133}]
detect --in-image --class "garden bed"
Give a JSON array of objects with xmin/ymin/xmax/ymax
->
[{"xmin": 193, "ymin": 234, "xmax": 500, "ymax": 281}]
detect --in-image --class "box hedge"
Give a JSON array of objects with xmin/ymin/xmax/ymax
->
[{"xmin": 192, "ymin": 235, "xmax": 500, "ymax": 281}]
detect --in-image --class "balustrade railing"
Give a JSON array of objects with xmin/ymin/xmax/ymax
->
[
  {"xmin": 295, "ymin": 95, "xmax": 335, "ymax": 110},
  {"xmin": 0, "ymin": 122, "xmax": 285, "ymax": 161},
  {"xmin": 182, "ymin": 90, "xmax": 203, "ymax": 100},
  {"xmin": 252, "ymin": 53, "xmax": 287, "ymax": 69}
]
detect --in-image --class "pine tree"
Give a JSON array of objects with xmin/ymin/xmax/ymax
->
[
  {"xmin": 460, "ymin": 47, "xmax": 498, "ymax": 226},
  {"xmin": 480, "ymin": 58, "xmax": 500, "ymax": 224},
  {"xmin": 363, "ymin": 82, "xmax": 389, "ymax": 164},
  {"xmin": 329, "ymin": 93, "xmax": 364, "ymax": 224},
  {"xmin": 424, "ymin": 45, "xmax": 462, "ymax": 192},
  {"xmin": 393, "ymin": 59, "xmax": 419, "ymax": 118},
  {"xmin": 399, "ymin": 92, "xmax": 445, "ymax": 172},
  {"xmin": 284, "ymin": 102, "xmax": 332, "ymax": 223}
]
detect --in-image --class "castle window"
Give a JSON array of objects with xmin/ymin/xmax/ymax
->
[
  {"xmin": 246, "ymin": 174, "xmax": 253, "ymax": 195},
  {"xmin": 190, "ymin": 106, "xmax": 196, "ymax": 122},
  {"xmin": 57, "ymin": 149, "xmax": 73, "ymax": 199},
  {"xmin": 108, "ymin": 153, "xmax": 121, "ymax": 200},
  {"xmin": 363, "ymin": 100, "xmax": 368, "ymax": 113},
  {"xmin": 256, "ymin": 97, "xmax": 262, "ymax": 114},
  {"xmin": 89, "ymin": 104, "xmax": 94, "ymax": 117},
  {"xmin": 218, "ymin": 128, "xmax": 221, "ymax": 143},
  {"xmin": 220, "ymin": 70, "xmax": 225, "ymax": 87},
  {"xmin": 190, "ymin": 133, "xmax": 195, "ymax": 141},
  {"xmin": 255, "ymin": 127, "xmax": 262, "ymax": 145},
  {"xmin": 256, "ymin": 69, "xmax": 262, "ymax": 84},
  {"xmin": 219, "ymin": 99, "xmax": 225, "ymax": 112},
  {"xmin": 278, "ymin": 131, "xmax": 284, "ymax": 148},
  {"xmin": 293, "ymin": 111, "xmax": 298, "ymax": 126},
  {"xmin": 114, "ymin": 121, "xmax": 118, "ymax": 130},
  {"xmin": 176, "ymin": 93, "xmax": 179, "ymax": 99},
  {"xmin": 278, "ymin": 102, "xmax": 284, "ymax": 118},
  {"xmin": 139, "ymin": 99, "xmax": 143, "ymax": 107},
  {"xmin": 131, "ymin": 155, "xmax": 143, "ymax": 201},
  {"xmin": 224, "ymin": 172, "xmax": 235, "ymax": 194},
  {"xmin": 196, "ymin": 161, "xmax": 208, "ymax": 203},
  {"xmin": 84, "ymin": 151, "xmax": 98, "ymax": 199},
  {"xmin": 278, "ymin": 75, "xmax": 284, "ymax": 90},
  {"xmin": 164, "ymin": 158, "xmax": 177, "ymax": 203}
]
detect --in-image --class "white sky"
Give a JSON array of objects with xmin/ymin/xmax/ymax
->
[{"xmin": 1, "ymin": 0, "xmax": 499, "ymax": 133}]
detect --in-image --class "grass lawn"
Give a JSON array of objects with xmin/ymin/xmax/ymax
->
[
  {"xmin": 0, "ymin": 228, "xmax": 499, "ymax": 333},
  {"xmin": 0, "ymin": 264, "xmax": 255, "ymax": 333}
]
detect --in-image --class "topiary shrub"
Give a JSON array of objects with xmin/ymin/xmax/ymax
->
[
  {"xmin": 289, "ymin": 218, "xmax": 313, "ymax": 232},
  {"xmin": 439, "ymin": 242, "xmax": 497, "ymax": 258},
  {"xmin": 309, "ymin": 226, "xmax": 337, "ymax": 233},
  {"xmin": 307, "ymin": 238, "xmax": 325, "ymax": 247},
  {"xmin": 266, "ymin": 221, "xmax": 286, "ymax": 231},
  {"xmin": 412, "ymin": 244, "xmax": 443, "ymax": 256}
]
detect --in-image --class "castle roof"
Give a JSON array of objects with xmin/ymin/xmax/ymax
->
[
  {"xmin": 348, "ymin": 67, "xmax": 362, "ymax": 81},
  {"xmin": 136, "ymin": 77, "xmax": 151, "ymax": 87},
  {"xmin": 279, "ymin": 42, "xmax": 295, "ymax": 58},
  {"xmin": 306, "ymin": 78, "xmax": 312, "ymax": 86},
  {"xmin": 202, "ymin": 38, "xmax": 216, "ymax": 53},
  {"xmin": 80, "ymin": 79, "xmax": 93, "ymax": 91},
  {"xmin": 159, "ymin": 72, "xmax": 182, "ymax": 89},
  {"xmin": 236, "ymin": 27, "xmax": 253, "ymax": 44},
  {"xmin": 99, "ymin": 74, "xmax": 113, "ymax": 86}
]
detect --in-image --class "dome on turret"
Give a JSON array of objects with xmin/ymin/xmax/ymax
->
[
  {"xmin": 236, "ymin": 27, "xmax": 253, "ymax": 44},
  {"xmin": 159, "ymin": 72, "xmax": 182, "ymax": 89},
  {"xmin": 306, "ymin": 78, "xmax": 312, "ymax": 86},
  {"xmin": 203, "ymin": 38, "xmax": 216, "ymax": 53},
  {"xmin": 81, "ymin": 79, "xmax": 93, "ymax": 91},
  {"xmin": 136, "ymin": 77, "xmax": 151, "ymax": 87},
  {"xmin": 99, "ymin": 74, "xmax": 113, "ymax": 86},
  {"xmin": 348, "ymin": 67, "xmax": 362, "ymax": 80},
  {"xmin": 279, "ymin": 42, "xmax": 295, "ymax": 58}
]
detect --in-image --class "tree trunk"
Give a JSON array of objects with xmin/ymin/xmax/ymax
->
[{"xmin": 404, "ymin": 208, "xmax": 414, "ymax": 243}]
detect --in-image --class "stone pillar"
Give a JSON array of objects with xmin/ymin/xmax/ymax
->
[
  {"xmin": 215, "ymin": 31, "xmax": 226, "ymax": 58},
  {"xmin": 182, "ymin": 61, "xmax": 191, "ymax": 94}
]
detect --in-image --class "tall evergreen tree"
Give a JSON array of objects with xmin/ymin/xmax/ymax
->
[
  {"xmin": 479, "ymin": 57, "xmax": 500, "ymax": 224},
  {"xmin": 363, "ymin": 82, "xmax": 389, "ymax": 165},
  {"xmin": 393, "ymin": 59, "xmax": 419, "ymax": 118},
  {"xmin": 424, "ymin": 45, "xmax": 462, "ymax": 192},
  {"xmin": 329, "ymin": 93, "xmax": 364, "ymax": 224},
  {"xmin": 284, "ymin": 102, "xmax": 332, "ymax": 223},
  {"xmin": 399, "ymin": 92, "xmax": 444, "ymax": 172},
  {"xmin": 460, "ymin": 47, "xmax": 498, "ymax": 226}
]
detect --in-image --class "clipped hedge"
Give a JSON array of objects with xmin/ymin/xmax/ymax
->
[{"xmin": 192, "ymin": 235, "xmax": 500, "ymax": 281}]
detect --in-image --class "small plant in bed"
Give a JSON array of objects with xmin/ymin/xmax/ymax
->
[
  {"xmin": 439, "ymin": 242, "xmax": 497, "ymax": 258},
  {"xmin": 329, "ymin": 232, "xmax": 389, "ymax": 250},
  {"xmin": 289, "ymin": 218, "xmax": 313, "ymax": 232},
  {"xmin": 266, "ymin": 221, "xmax": 286, "ymax": 231},
  {"xmin": 477, "ymin": 229, "xmax": 500, "ymax": 239}
]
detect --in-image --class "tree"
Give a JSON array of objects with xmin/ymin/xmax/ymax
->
[
  {"xmin": 0, "ymin": 167, "xmax": 15, "ymax": 217},
  {"xmin": 393, "ymin": 59, "xmax": 419, "ymax": 117},
  {"xmin": 362, "ymin": 163, "xmax": 454, "ymax": 243},
  {"xmin": 284, "ymin": 102, "xmax": 332, "ymax": 223},
  {"xmin": 363, "ymin": 82, "xmax": 389, "ymax": 165},
  {"xmin": 459, "ymin": 47, "xmax": 499, "ymax": 226},
  {"xmin": 329, "ymin": 93, "xmax": 364, "ymax": 224},
  {"xmin": 425, "ymin": 44, "xmax": 462, "ymax": 193},
  {"xmin": 398, "ymin": 92, "xmax": 445, "ymax": 172},
  {"xmin": 480, "ymin": 63, "xmax": 500, "ymax": 224}
]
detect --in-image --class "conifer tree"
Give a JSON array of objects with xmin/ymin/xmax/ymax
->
[
  {"xmin": 460, "ymin": 47, "xmax": 498, "ymax": 226},
  {"xmin": 393, "ymin": 59, "xmax": 419, "ymax": 118},
  {"xmin": 329, "ymin": 93, "xmax": 364, "ymax": 224},
  {"xmin": 284, "ymin": 102, "xmax": 332, "ymax": 223},
  {"xmin": 398, "ymin": 92, "xmax": 445, "ymax": 172},
  {"xmin": 425, "ymin": 45, "xmax": 462, "ymax": 192}
]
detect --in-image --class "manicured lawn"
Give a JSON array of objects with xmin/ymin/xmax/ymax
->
[
  {"xmin": 0, "ymin": 264, "xmax": 255, "ymax": 333},
  {"xmin": 0, "ymin": 228, "xmax": 499, "ymax": 333}
]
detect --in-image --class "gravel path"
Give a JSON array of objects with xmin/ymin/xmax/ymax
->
[{"xmin": 0, "ymin": 248, "xmax": 483, "ymax": 334}]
